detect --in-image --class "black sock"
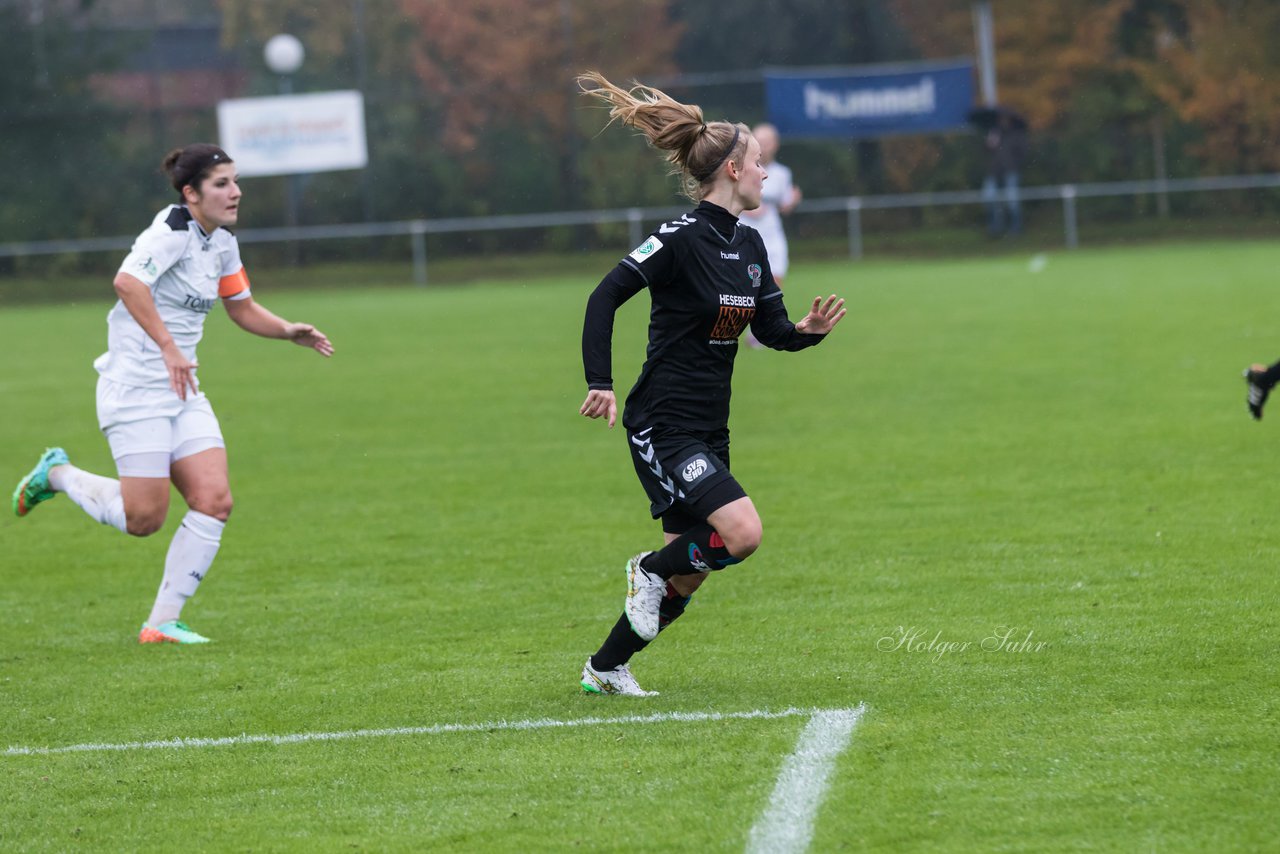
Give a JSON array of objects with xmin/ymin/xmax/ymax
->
[
  {"xmin": 590, "ymin": 585, "xmax": 694, "ymax": 672},
  {"xmin": 591, "ymin": 614, "xmax": 647, "ymax": 673},
  {"xmin": 657, "ymin": 586, "xmax": 692, "ymax": 630},
  {"xmin": 641, "ymin": 523, "xmax": 740, "ymax": 579}
]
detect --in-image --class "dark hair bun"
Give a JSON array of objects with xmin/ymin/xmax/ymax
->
[{"xmin": 161, "ymin": 143, "xmax": 232, "ymax": 195}]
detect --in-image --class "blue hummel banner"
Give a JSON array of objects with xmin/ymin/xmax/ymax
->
[{"xmin": 765, "ymin": 61, "xmax": 976, "ymax": 139}]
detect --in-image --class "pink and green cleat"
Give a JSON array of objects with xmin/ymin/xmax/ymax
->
[
  {"xmin": 139, "ymin": 621, "xmax": 211, "ymax": 644},
  {"xmin": 12, "ymin": 447, "xmax": 69, "ymax": 517}
]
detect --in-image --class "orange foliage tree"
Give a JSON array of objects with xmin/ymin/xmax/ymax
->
[
  {"xmin": 888, "ymin": 0, "xmax": 1280, "ymax": 176},
  {"xmin": 396, "ymin": 0, "xmax": 679, "ymax": 152},
  {"xmin": 1131, "ymin": 2, "xmax": 1280, "ymax": 173}
]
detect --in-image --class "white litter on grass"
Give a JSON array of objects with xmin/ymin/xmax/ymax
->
[
  {"xmin": 1028, "ymin": 253, "xmax": 1049, "ymax": 273},
  {"xmin": 745, "ymin": 704, "xmax": 867, "ymax": 854}
]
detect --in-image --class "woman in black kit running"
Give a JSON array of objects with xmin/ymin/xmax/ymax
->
[{"xmin": 576, "ymin": 72, "xmax": 846, "ymax": 696}]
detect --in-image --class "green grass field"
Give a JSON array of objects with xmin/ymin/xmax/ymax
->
[{"xmin": 2, "ymin": 240, "xmax": 1277, "ymax": 852}]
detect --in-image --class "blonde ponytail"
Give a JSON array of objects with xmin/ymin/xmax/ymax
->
[{"xmin": 578, "ymin": 71, "xmax": 748, "ymax": 201}]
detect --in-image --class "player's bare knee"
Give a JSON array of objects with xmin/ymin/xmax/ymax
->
[
  {"xmin": 724, "ymin": 524, "xmax": 762, "ymax": 559},
  {"xmin": 125, "ymin": 511, "xmax": 166, "ymax": 537},
  {"xmin": 191, "ymin": 492, "xmax": 233, "ymax": 522},
  {"xmin": 727, "ymin": 536, "xmax": 760, "ymax": 559}
]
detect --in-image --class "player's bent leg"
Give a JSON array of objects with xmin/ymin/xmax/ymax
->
[
  {"xmin": 119, "ymin": 476, "xmax": 171, "ymax": 537},
  {"xmin": 707, "ymin": 496, "xmax": 762, "ymax": 560},
  {"xmin": 641, "ymin": 510, "xmax": 756, "ymax": 581},
  {"xmin": 170, "ymin": 445, "xmax": 232, "ymax": 521},
  {"xmin": 625, "ymin": 499, "xmax": 757, "ymax": 639}
]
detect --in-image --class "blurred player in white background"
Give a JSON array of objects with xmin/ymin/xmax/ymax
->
[
  {"xmin": 741, "ymin": 122, "xmax": 802, "ymax": 286},
  {"xmin": 740, "ymin": 122, "xmax": 802, "ymax": 346}
]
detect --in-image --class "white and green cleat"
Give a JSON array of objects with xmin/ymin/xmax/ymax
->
[
  {"xmin": 12, "ymin": 447, "xmax": 69, "ymax": 517},
  {"xmin": 580, "ymin": 658, "xmax": 657, "ymax": 696},
  {"xmin": 139, "ymin": 621, "xmax": 211, "ymax": 644}
]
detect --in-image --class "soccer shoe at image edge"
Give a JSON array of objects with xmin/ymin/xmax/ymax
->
[
  {"xmin": 580, "ymin": 658, "xmax": 658, "ymax": 696},
  {"xmin": 12, "ymin": 447, "xmax": 69, "ymax": 517},
  {"xmin": 139, "ymin": 621, "xmax": 212, "ymax": 644},
  {"xmin": 1244, "ymin": 365, "xmax": 1273, "ymax": 421}
]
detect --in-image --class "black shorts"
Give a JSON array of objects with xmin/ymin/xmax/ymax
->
[{"xmin": 626, "ymin": 424, "xmax": 747, "ymax": 534}]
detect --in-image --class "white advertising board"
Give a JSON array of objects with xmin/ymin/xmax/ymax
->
[{"xmin": 217, "ymin": 90, "xmax": 368, "ymax": 177}]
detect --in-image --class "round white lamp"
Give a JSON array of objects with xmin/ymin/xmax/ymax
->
[{"xmin": 264, "ymin": 34, "xmax": 305, "ymax": 76}]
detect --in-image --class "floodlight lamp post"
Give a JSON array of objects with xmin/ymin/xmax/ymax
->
[
  {"xmin": 264, "ymin": 34, "xmax": 305, "ymax": 245},
  {"xmin": 265, "ymin": 33, "xmax": 305, "ymax": 92}
]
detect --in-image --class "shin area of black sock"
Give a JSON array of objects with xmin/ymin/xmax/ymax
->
[
  {"xmin": 591, "ymin": 614, "xmax": 648, "ymax": 672},
  {"xmin": 590, "ymin": 586, "xmax": 694, "ymax": 671},
  {"xmin": 641, "ymin": 523, "xmax": 738, "ymax": 579}
]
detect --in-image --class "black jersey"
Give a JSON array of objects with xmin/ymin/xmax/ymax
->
[{"xmin": 582, "ymin": 201, "xmax": 825, "ymax": 432}]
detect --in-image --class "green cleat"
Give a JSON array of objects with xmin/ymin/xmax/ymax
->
[
  {"xmin": 139, "ymin": 621, "xmax": 212, "ymax": 644},
  {"xmin": 12, "ymin": 447, "xmax": 69, "ymax": 517}
]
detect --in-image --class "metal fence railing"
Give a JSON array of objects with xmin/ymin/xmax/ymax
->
[{"xmin": 3, "ymin": 173, "xmax": 1279, "ymax": 286}]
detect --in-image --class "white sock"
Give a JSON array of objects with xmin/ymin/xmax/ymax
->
[
  {"xmin": 147, "ymin": 510, "xmax": 225, "ymax": 626},
  {"xmin": 48, "ymin": 465, "xmax": 128, "ymax": 533}
]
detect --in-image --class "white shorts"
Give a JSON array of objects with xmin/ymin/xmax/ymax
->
[
  {"xmin": 758, "ymin": 230, "xmax": 789, "ymax": 279},
  {"xmin": 96, "ymin": 377, "xmax": 225, "ymax": 476}
]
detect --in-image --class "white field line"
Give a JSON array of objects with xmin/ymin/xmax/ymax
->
[
  {"xmin": 4, "ymin": 706, "xmax": 851, "ymax": 758},
  {"xmin": 745, "ymin": 704, "xmax": 867, "ymax": 854}
]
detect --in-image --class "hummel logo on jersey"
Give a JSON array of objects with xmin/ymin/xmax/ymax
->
[
  {"xmin": 720, "ymin": 251, "xmax": 740, "ymax": 260},
  {"xmin": 628, "ymin": 236, "xmax": 664, "ymax": 264}
]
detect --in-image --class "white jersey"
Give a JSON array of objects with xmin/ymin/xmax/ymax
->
[
  {"xmin": 741, "ymin": 160, "xmax": 794, "ymax": 277},
  {"xmin": 95, "ymin": 205, "xmax": 250, "ymax": 389}
]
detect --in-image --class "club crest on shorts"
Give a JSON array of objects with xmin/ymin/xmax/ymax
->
[
  {"xmin": 747, "ymin": 264, "xmax": 762, "ymax": 288},
  {"xmin": 676, "ymin": 452, "xmax": 716, "ymax": 485}
]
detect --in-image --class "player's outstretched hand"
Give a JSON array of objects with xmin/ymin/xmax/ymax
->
[
  {"xmin": 795, "ymin": 294, "xmax": 846, "ymax": 336},
  {"xmin": 286, "ymin": 323, "xmax": 334, "ymax": 357},
  {"xmin": 580, "ymin": 389, "xmax": 617, "ymax": 428}
]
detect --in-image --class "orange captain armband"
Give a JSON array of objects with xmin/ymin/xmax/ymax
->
[{"xmin": 218, "ymin": 266, "xmax": 251, "ymax": 298}]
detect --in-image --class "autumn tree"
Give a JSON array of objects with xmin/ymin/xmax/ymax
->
[
  {"xmin": 218, "ymin": 0, "xmax": 680, "ymax": 214},
  {"xmin": 1131, "ymin": 1, "xmax": 1280, "ymax": 174},
  {"xmin": 888, "ymin": 0, "xmax": 1280, "ymax": 181}
]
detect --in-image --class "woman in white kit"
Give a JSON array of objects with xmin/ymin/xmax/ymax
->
[
  {"xmin": 11, "ymin": 143, "xmax": 334, "ymax": 644},
  {"xmin": 740, "ymin": 123, "xmax": 802, "ymax": 348},
  {"xmin": 739, "ymin": 123, "xmax": 802, "ymax": 287}
]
